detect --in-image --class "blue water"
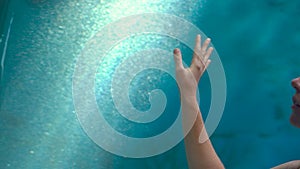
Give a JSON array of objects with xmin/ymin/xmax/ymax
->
[{"xmin": 1, "ymin": 0, "xmax": 300, "ymax": 169}]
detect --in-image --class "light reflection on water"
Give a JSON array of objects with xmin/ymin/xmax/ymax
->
[{"xmin": 0, "ymin": 0, "xmax": 204, "ymax": 168}]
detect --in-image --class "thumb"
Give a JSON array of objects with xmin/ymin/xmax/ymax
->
[{"xmin": 173, "ymin": 48, "xmax": 183, "ymax": 70}]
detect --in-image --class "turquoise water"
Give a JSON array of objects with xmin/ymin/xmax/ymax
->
[{"xmin": 1, "ymin": 0, "xmax": 300, "ymax": 169}]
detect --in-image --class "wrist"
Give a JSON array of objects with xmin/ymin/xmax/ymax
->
[{"xmin": 181, "ymin": 95, "xmax": 198, "ymax": 107}]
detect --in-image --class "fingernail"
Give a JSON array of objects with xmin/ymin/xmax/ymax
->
[{"xmin": 173, "ymin": 48, "xmax": 180, "ymax": 54}]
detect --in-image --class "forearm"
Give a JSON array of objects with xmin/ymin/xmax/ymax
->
[
  {"xmin": 182, "ymin": 96, "xmax": 224, "ymax": 169},
  {"xmin": 173, "ymin": 35, "xmax": 223, "ymax": 169}
]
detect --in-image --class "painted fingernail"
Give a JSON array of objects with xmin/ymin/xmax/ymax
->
[{"xmin": 173, "ymin": 48, "xmax": 180, "ymax": 54}]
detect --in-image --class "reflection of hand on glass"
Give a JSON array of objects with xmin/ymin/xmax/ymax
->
[{"xmin": 173, "ymin": 35, "xmax": 224, "ymax": 169}]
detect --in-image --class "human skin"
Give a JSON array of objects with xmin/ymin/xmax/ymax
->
[
  {"xmin": 173, "ymin": 35, "xmax": 224, "ymax": 169},
  {"xmin": 272, "ymin": 160, "xmax": 300, "ymax": 169},
  {"xmin": 290, "ymin": 77, "xmax": 300, "ymax": 128},
  {"xmin": 268, "ymin": 77, "xmax": 300, "ymax": 169},
  {"xmin": 174, "ymin": 35, "xmax": 300, "ymax": 168}
]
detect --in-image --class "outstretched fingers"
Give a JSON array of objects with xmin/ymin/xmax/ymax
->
[
  {"xmin": 194, "ymin": 34, "xmax": 201, "ymax": 50},
  {"xmin": 202, "ymin": 38, "xmax": 211, "ymax": 53},
  {"xmin": 193, "ymin": 35, "xmax": 201, "ymax": 60},
  {"xmin": 204, "ymin": 47, "xmax": 213, "ymax": 62},
  {"xmin": 173, "ymin": 35, "xmax": 213, "ymax": 80},
  {"xmin": 173, "ymin": 48, "xmax": 184, "ymax": 70},
  {"xmin": 191, "ymin": 35, "xmax": 213, "ymax": 70},
  {"xmin": 202, "ymin": 59, "xmax": 211, "ymax": 75}
]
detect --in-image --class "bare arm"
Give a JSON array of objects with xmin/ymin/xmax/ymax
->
[
  {"xmin": 182, "ymin": 97, "xmax": 224, "ymax": 169},
  {"xmin": 173, "ymin": 35, "xmax": 224, "ymax": 169},
  {"xmin": 272, "ymin": 160, "xmax": 300, "ymax": 169}
]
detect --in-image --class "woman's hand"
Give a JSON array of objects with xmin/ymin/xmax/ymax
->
[
  {"xmin": 174, "ymin": 35, "xmax": 224, "ymax": 169},
  {"xmin": 173, "ymin": 34, "xmax": 213, "ymax": 98}
]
